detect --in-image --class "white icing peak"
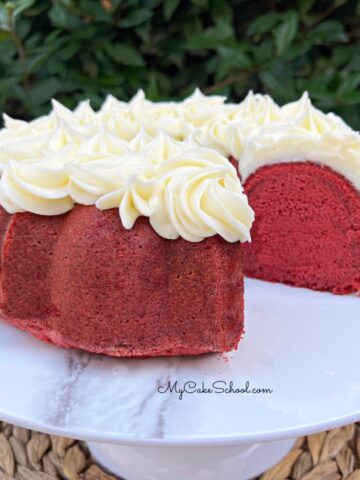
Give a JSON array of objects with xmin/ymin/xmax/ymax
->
[{"xmin": 0, "ymin": 88, "xmax": 359, "ymax": 240}]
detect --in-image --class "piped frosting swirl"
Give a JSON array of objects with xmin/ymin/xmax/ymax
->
[{"xmin": 0, "ymin": 126, "xmax": 254, "ymax": 242}]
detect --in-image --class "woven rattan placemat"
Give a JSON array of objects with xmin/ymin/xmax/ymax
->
[{"xmin": 0, "ymin": 421, "xmax": 360, "ymax": 480}]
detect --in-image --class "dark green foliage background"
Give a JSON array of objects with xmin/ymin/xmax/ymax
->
[{"xmin": 0, "ymin": 0, "xmax": 359, "ymax": 128}]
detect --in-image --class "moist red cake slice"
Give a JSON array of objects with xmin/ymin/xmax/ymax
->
[
  {"xmin": 242, "ymin": 162, "xmax": 360, "ymax": 294},
  {"xmin": 0, "ymin": 205, "xmax": 244, "ymax": 357}
]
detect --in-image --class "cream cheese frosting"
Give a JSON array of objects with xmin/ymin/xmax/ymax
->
[
  {"xmin": 0, "ymin": 126, "xmax": 254, "ymax": 242},
  {"xmin": 1, "ymin": 88, "xmax": 359, "ymax": 240},
  {"xmin": 237, "ymin": 92, "xmax": 360, "ymax": 191}
]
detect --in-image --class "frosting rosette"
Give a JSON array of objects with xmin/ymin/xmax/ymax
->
[
  {"xmin": 0, "ymin": 161, "xmax": 72, "ymax": 215},
  {"xmin": 148, "ymin": 148, "xmax": 254, "ymax": 242},
  {"xmin": 96, "ymin": 139, "xmax": 254, "ymax": 242},
  {"xmin": 224, "ymin": 92, "xmax": 283, "ymax": 159}
]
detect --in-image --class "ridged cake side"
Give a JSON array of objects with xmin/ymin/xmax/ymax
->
[{"xmin": 0, "ymin": 205, "xmax": 244, "ymax": 356}]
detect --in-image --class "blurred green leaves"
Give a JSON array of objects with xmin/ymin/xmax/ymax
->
[
  {"xmin": 274, "ymin": 10, "xmax": 299, "ymax": 55},
  {"xmin": 0, "ymin": 0, "xmax": 359, "ymax": 128},
  {"xmin": 106, "ymin": 43, "xmax": 145, "ymax": 67}
]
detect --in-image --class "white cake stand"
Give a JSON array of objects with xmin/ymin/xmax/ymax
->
[{"xmin": 0, "ymin": 279, "xmax": 359, "ymax": 480}]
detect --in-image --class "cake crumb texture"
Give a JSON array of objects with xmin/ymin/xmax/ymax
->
[{"xmin": 243, "ymin": 162, "xmax": 360, "ymax": 294}]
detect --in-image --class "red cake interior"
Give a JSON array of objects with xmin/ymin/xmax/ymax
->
[
  {"xmin": 0, "ymin": 205, "xmax": 244, "ymax": 357},
  {"xmin": 242, "ymin": 162, "xmax": 360, "ymax": 294}
]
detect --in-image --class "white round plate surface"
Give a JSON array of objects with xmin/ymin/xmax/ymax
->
[{"xmin": 0, "ymin": 278, "xmax": 359, "ymax": 446}]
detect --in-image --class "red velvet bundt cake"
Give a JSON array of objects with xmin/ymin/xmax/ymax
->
[
  {"xmin": 1, "ymin": 88, "xmax": 358, "ymax": 359},
  {"xmin": 0, "ymin": 107, "xmax": 254, "ymax": 356}
]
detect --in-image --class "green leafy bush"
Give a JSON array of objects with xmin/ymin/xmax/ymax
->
[{"xmin": 0, "ymin": 0, "xmax": 359, "ymax": 128}]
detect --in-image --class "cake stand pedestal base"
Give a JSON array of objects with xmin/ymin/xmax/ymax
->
[{"xmin": 88, "ymin": 437, "xmax": 296, "ymax": 480}]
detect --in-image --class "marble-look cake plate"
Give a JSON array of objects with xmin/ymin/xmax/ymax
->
[{"xmin": 0, "ymin": 279, "xmax": 359, "ymax": 480}]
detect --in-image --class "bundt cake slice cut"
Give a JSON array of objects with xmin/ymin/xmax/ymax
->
[
  {"xmin": 242, "ymin": 163, "xmax": 360, "ymax": 294},
  {"xmin": 0, "ymin": 205, "xmax": 244, "ymax": 356}
]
